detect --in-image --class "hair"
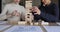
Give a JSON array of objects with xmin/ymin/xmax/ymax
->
[{"xmin": 41, "ymin": 0, "xmax": 51, "ymax": 5}]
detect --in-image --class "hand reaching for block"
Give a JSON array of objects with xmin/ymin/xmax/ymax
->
[{"xmin": 30, "ymin": 6, "xmax": 41, "ymax": 15}]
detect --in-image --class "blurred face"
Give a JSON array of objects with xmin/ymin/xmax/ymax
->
[
  {"xmin": 13, "ymin": 0, "xmax": 20, "ymax": 3},
  {"xmin": 42, "ymin": 0, "xmax": 50, "ymax": 5}
]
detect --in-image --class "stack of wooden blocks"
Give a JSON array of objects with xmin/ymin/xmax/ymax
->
[
  {"xmin": 25, "ymin": 1, "xmax": 34, "ymax": 25},
  {"xmin": 17, "ymin": 1, "xmax": 34, "ymax": 25}
]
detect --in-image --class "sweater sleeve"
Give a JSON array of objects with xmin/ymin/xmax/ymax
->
[
  {"xmin": 33, "ymin": 4, "xmax": 59, "ymax": 22},
  {"xmin": 0, "ymin": 5, "xmax": 8, "ymax": 20}
]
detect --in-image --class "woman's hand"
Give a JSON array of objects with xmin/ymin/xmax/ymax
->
[
  {"xmin": 12, "ymin": 10, "xmax": 20, "ymax": 16},
  {"xmin": 15, "ymin": 12, "xmax": 20, "ymax": 16},
  {"xmin": 31, "ymin": 6, "xmax": 41, "ymax": 15}
]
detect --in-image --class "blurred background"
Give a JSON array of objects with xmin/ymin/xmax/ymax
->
[{"xmin": 0, "ymin": 0, "xmax": 60, "ymax": 32}]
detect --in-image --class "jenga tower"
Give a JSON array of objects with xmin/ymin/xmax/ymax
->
[{"xmin": 25, "ymin": 0, "xmax": 33, "ymax": 25}]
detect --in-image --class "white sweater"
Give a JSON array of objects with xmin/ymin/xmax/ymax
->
[{"xmin": 0, "ymin": 3, "xmax": 26, "ymax": 21}]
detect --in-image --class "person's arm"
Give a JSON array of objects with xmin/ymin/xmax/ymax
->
[
  {"xmin": 0, "ymin": 5, "xmax": 8, "ymax": 20},
  {"xmin": 0, "ymin": 5, "xmax": 8, "ymax": 16},
  {"xmin": 31, "ymin": 6, "xmax": 41, "ymax": 20},
  {"xmin": 32, "ymin": 4, "xmax": 59, "ymax": 22}
]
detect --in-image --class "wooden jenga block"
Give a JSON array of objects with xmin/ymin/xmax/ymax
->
[
  {"xmin": 41, "ymin": 21, "xmax": 49, "ymax": 25},
  {"xmin": 25, "ymin": 13, "xmax": 33, "ymax": 21},
  {"xmin": 25, "ymin": 1, "xmax": 32, "ymax": 9},
  {"xmin": 25, "ymin": 1, "xmax": 32, "ymax": 13},
  {"xmin": 18, "ymin": 21, "xmax": 26, "ymax": 25}
]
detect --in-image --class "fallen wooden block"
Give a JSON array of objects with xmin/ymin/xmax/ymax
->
[
  {"xmin": 18, "ymin": 21, "xmax": 26, "ymax": 25},
  {"xmin": 41, "ymin": 21, "xmax": 49, "ymax": 25}
]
